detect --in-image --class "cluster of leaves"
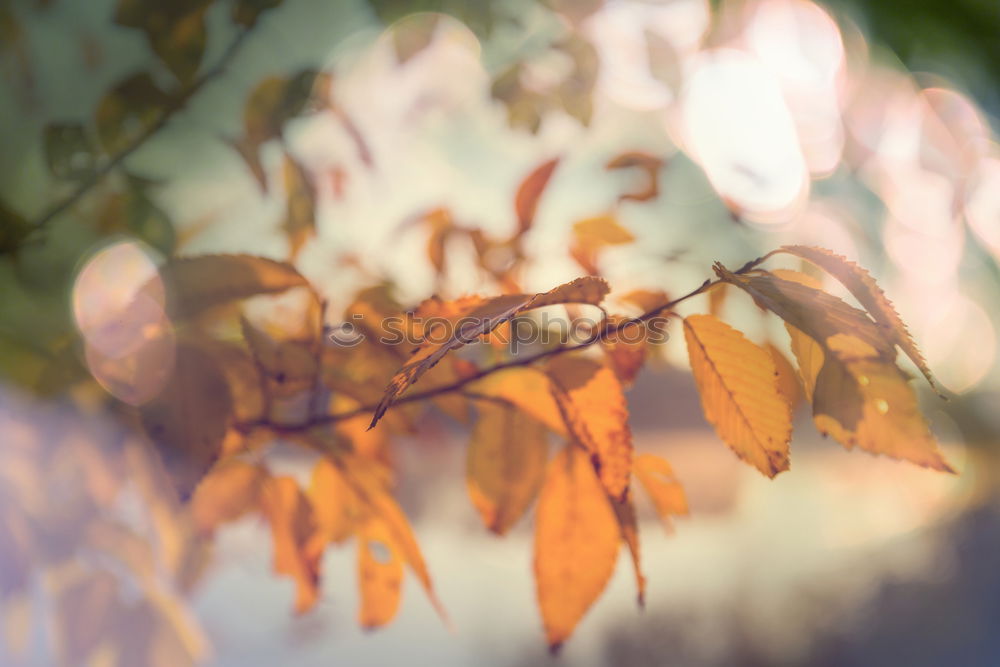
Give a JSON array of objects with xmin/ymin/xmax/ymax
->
[
  {"xmin": 0, "ymin": 1, "xmax": 958, "ymax": 660},
  {"xmin": 65, "ymin": 156, "xmax": 944, "ymax": 656}
]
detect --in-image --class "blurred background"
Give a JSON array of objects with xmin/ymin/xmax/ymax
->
[{"xmin": 2, "ymin": 0, "xmax": 1000, "ymax": 665}]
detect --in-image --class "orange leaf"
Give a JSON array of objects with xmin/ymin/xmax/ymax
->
[
  {"xmin": 515, "ymin": 158, "xmax": 559, "ymax": 234},
  {"xmin": 139, "ymin": 343, "xmax": 233, "ymax": 498},
  {"xmin": 765, "ymin": 342, "xmax": 803, "ymax": 411},
  {"xmin": 261, "ymin": 476, "xmax": 320, "ymax": 614},
  {"xmin": 632, "ymin": 453, "xmax": 688, "ymax": 531},
  {"xmin": 534, "ymin": 445, "xmax": 619, "ymax": 651},
  {"xmin": 282, "ymin": 153, "xmax": 317, "ymax": 259},
  {"xmin": 466, "ymin": 367, "xmax": 567, "ymax": 436},
  {"xmin": 714, "ymin": 266, "xmax": 894, "ymax": 360},
  {"xmin": 813, "ymin": 356, "xmax": 954, "ymax": 472},
  {"xmin": 775, "ymin": 245, "xmax": 939, "ymax": 392},
  {"xmin": 370, "ymin": 277, "xmax": 609, "ymax": 428},
  {"xmin": 570, "ymin": 214, "xmax": 634, "ymax": 275},
  {"xmin": 546, "ymin": 356, "xmax": 633, "ymax": 499},
  {"xmin": 467, "ymin": 403, "xmax": 548, "ymax": 535},
  {"xmin": 156, "ymin": 254, "xmax": 309, "ymax": 319},
  {"xmin": 306, "ymin": 458, "xmax": 357, "ymax": 559},
  {"xmin": 683, "ymin": 314, "xmax": 792, "ymax": 477},
  {"xmin": 189, "ymin": 459, "xmax": 268, "ymax": 536},
  {"xmin": 605, "ymin": 150, "xmax": 664, "ymax": 202},
  {"xmin": 357, "ymin": 516, "xmax": 404, "ymax": 629}
]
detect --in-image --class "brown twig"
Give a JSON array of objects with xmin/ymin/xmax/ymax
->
[{"xmin": 233, "ymin": 263, "xmax": 778, "ymax": 435}]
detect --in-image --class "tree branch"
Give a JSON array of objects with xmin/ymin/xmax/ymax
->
[
  {"xmin": 27, "ymin": 26, "xmax": 254, "ymax": 237},
  {"xmin": 234, "ymin": 266, "xmax": 768, "ymax": 435}
]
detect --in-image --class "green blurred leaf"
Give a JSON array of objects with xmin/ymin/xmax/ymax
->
[
  {"xmin": 43, "ymin": 122, "xmax": 100, "ymax": 181},
  {"xmin": 114, "ymin": 0, "xmax": 210, "ymax": 84},
  {"xmin": 94, "ymin": 73, "xmax": 171, "ymax": 154}
]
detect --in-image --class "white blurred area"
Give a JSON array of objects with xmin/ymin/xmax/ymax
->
[{"xmin": 19, "ymin": 0, "xmax": 1000, "ymax": 664}]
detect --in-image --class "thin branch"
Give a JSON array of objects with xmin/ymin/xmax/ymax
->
[
  {"xmin": 27, "ymin": 26, "xmax": 254, "ymax": 236},
  {"xmin": 234, "ymin": 272, "xmax": 743, "ymax": 435}
]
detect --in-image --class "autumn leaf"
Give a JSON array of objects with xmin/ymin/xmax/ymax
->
[
  {"xmin": 139, "ymin": 343, "xmax": 234, "ymax": 498},
  {"xmin": 570, "ymin": 214, "xmax": 635, "ymax": 275},
  {"xmin": 534, "ymin": 444, "xmax": 620, "ymax": 651},
  {"xmin": 683, "ymin": 314, "xmax": 792, "ymax": 477},
  {"xmin": 357, "ymin": 516, "xmax": 404, "ymax": 629},
  {"xmin": 369, "ymin": 276, "xmax": 609, "ymax": 428},
  {"xmin": 605, "ymin": 151, "xmax": 665, "ymax": 202},
  {"xmin": 812, "ymin": 353, "xmax": 954, "ymax": 472},
  {"xmin": 261, "ymin": 476, "xmax": 320, "ymax": 614},
  {"xmin": 306, "ymin": 458, "xmax": 357, "ymax": 558},
  {"xmin": 342, "ymin": 455, "xmax": 447, "ymax": 622},
  {"xmin": 546, "ymin": 356, "xmax": 633, "ymax": 499},
  {"xmin": 467, "ymin": 403, "xmax": 548, "ymax": 535},
  {"xmin": 156, "ymin": 254, "xmax": 309, "ymax": 319},
  {"xmin": 515, "ymin": 158, "xmax": 560, "ymax": 234},
  {"xmin": 282, "ymin": 153, "xmax": 317, "ymax": 259},
  {"xmin": 602, "ymin": 316, "xmax": 648, "ymax": 386},
  {"xmin": 766, "ymin": 342, "xmax": 803, "ymax": 411},
  {"xmin": 189, "ymin": 459, "xmax": 268, "ymax": 536},
  {"xmin": 241, "ymin": 317, "xmax": 318, "ymax": 426},
  {"xmin": 714, "ymin": 265, "xmax": 894, "ymax": 361},
  {"xmin": 786, "ymin": 324, "xmax": 823, "ymax": 402},
  {"xmin": 466, "ymin": 367, "xmax": 567, "ymax": 435},
  {"xmin": 717, "ymin": 265, "xmax": 952, "ymax": 471},
  {"xmin": 774, "ymin": 245, "xmax": 939, "ymax": 393},
  {"xmin": 632, "ymin": 453, "xmax": 688, "ymax": 531}
]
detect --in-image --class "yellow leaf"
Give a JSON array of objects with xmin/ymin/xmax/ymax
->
[
  {"xmin": 357, "ymin": 516, "xmax": 404, "ymax": 629},
  {"xmin": 786, "ymin": 323, "xmax": 824, "ymax": 402},
  {"xmin": 189, "ymin": 459, "xmax": 268, "ymax": 536},
  {"xmin": 534, "ymin": 445, "xmax": 619, "ymax": 651},
  {"xmin": 715, "ymin": 266, "xmax": 894, "ymax": 360},
  {"xmin": 370, "ymin": 277, "xmax": 609, "ymax": 428},
  {"xmin": 306, "ymin": 458, "xmax": 357, "ymax": 558},
  {"xmin": 515, "ymin": 158, "xmax": 560, "ymax": 233},
  {"xmin": 467, "ymin": 367, "xmax": 567, "ymax": 435},
  {"xmin": 282, "ymin": 153, "xmax": 317, "ymax": 259},
  {"xmin": 776, "ymin": 245, "xmax": 939, "ymax": 392},
  {"xmin": 242, "ymin": 317, "xmax": 318, "ymax": 425},
  {"xmin": 683, "ymin": 314, "xmax": 792, "ymax": 477},
  {"xmin": 343, "ymin": 455, "xmax": 447, "ymax": 622},
  {"xmin": 467, "ymin": 403, "xmax": 548, "ymax": 535},
  {"xmin": 633, "ymin": 453, "xmax": 688, "ymax": 531},
  {"xmin": 139, "ymin": 343, "xmax": 233, "ymax": 498},
  {"xmin": 765, "ymin": 342, "xmax": 803, "ymax": 411},
  {"xmin": 157, "ymin": 254, "xmax": 309, "ymax": 319},
  {"xmin": 570, "ymin": 214, "xmax": 634, "ymax": 275},
  {"xmin": 813, "ymin": 357, "xmax": 953, "ymax": 471},
  {"xmin": 602, "ymin": 316, "xmax": 647, "ymax": 386},
  {"xmin": 261, "ymin": 476, "xmax": 320, "ymax": 614},
  {"xmin": 546, "ymin": 356, "xmax": 633, "ymax": 499}
]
